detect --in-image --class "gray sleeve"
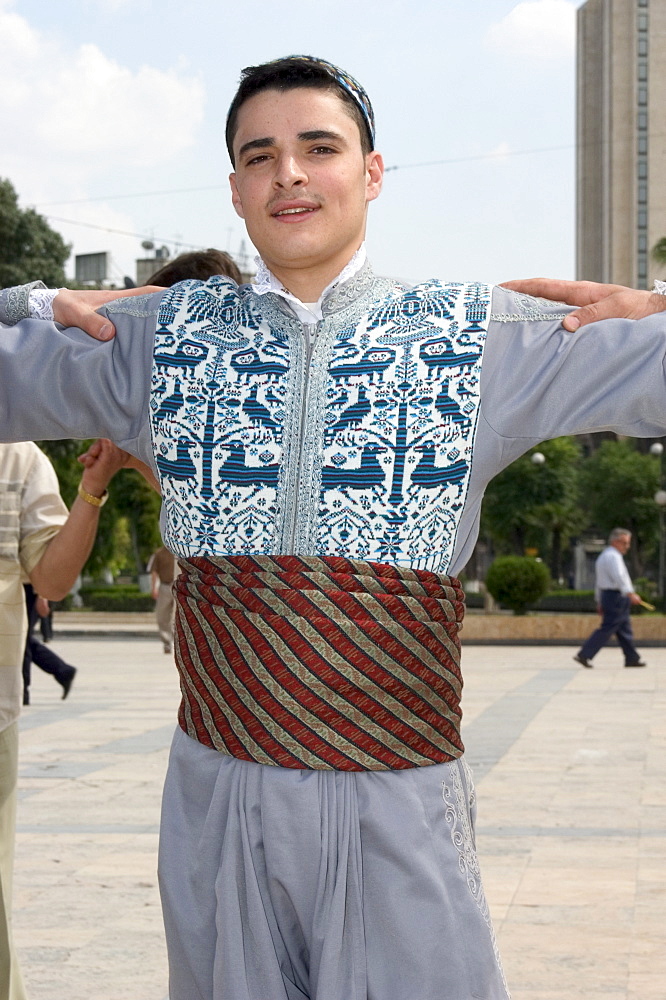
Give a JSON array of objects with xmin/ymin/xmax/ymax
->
[
  {"xmin": 480, "ymin": 285, "xmax": 666, "ymax": 468},
  {"xmin": 448, "ymin": 288, "xmax": 666, "ymax": 574},
  {"xmin": 0, "ymin": 291, "xmax": 163, "ymax": 463}
]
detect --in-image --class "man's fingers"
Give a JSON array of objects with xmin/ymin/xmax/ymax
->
[
  {"xmin": 501, "ymin": 277, "xmax": 624, "ymax": 307},
  {"xmin": 53, "ymin": 285, "xmax": 163, "ymax": 341},
  {"xmin": 562, "ymin": 289, "xmax": 666, "ymax": 330}
]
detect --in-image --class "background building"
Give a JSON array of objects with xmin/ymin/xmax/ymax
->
[{"xmin": 576, "ymin": 0, "xmax": 666, "ymax": 288}]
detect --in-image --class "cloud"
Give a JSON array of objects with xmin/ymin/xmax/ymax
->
[
  {"xmin": 0, "ymin": 0, "xmax": 207, "ymax": 277},
  {"xmin": 0, "ymin": 2, "xmax": 205, "ymax": 168},
  {"xmin": 487, "ymin": 141, "xmax": 512, "ymax": 162},
  {"xmin": 484, "ymin": 0, "xmax": 577, "ymax": 60}
]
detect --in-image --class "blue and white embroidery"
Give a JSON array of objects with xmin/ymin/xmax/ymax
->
[{"xmin": 150, "ymin": 273, "xmax": 491, "ymax": 573}]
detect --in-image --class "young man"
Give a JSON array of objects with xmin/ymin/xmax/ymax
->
[{"xmin": 1, "ymin": 56, "xmax": 666, "ymax": 1000}]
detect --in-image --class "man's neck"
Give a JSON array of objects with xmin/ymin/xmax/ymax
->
[{"xmin": 262, "ymin": 245, "xmax": 364, "ymax": 302}]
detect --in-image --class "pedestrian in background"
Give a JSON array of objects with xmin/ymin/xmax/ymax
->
[
  {"xmin": 574, "ymin": 528, "xmax": 647, "ymax": 669},
  {"xmin": 148, "ymin": 546, "xmax": 177, "ymax": 654}
]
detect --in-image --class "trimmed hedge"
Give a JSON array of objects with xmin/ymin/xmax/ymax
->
[
  {"xmin": 485, "ymin": 557, "xmax": 551, "ymax": 615},
  {"xmin": 78, "ymin": 585, "xmax": 155, "ymax": 612}
]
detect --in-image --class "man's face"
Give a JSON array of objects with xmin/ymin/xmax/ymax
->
[
  {"xmin": 229, "ymin": 87, "xmax": 383, "ymax": 283},
  {"xmin": 613, "ymin": 534, "xmax": 631, "ymax": 554}
]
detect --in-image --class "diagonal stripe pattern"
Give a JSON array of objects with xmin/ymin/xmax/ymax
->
[{"xmin": 174, "ymin": 554, "xmax": 466, "ymax": 770}]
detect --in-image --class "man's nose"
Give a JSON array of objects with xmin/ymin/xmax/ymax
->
[{"xmin": 273, "ymin": 154, "xmax": 308, "ymax": 188}]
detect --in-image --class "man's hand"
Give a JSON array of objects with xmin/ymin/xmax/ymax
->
[
  {"xmin": 78, "ymin": 439, "xmax": 162, "ymax": 494},
  {"xmin": 500, "ymin": 278, "xmax": 666, "ymax": 332},
  {"xmin": 35, "ymin": 596, "xmax": 50, "ymax": 619},
  {"xmin": 629, "ymin": 591, "xmax": 642, "ymax": 606},
  {"xmin": 76, "ymin": 438, "xmax": 130, "ymax": 496},
  {"xmin": 53, "ymin": 286, "xmax": 162, "ymax": 342}
]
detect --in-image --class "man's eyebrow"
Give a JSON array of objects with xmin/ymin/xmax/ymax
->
[
  {"xmin": 237, "ymin": 129, "xmax": 347, "ymax": 160},
  {"xmin": 238, "ymin": 137, "xmax": 275, "ymax": 159},
  {"xmin": 298, "ymin": 129, "xmax": 346, "ymax": 144}
]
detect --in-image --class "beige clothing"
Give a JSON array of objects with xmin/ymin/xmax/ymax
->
[
  {"xmin": 148, "ymin": 547, "xmax": 177, "ymax": 648},
  {"xmin": 148, "ymin": 546, "xmax": 177, "ymax": 585},
  {"xmin": 0, "ymin": 443, "xmax": 67, "ymax": 1000},
  {"xmin": 155, "ymin": 583, "xmax": 175, "ymax": 647},
  {"xmin": 0, "ymin": 723, "xmax": 26, "ymax": 1000},
  {"xmin": 0, "ymin": 443, "xmax": 67, "ymax": 733}
]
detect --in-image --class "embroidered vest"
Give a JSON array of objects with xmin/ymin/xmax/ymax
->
[{"xmin": 149, "ymin": 267, "xmax": 491, "ymax": 574}]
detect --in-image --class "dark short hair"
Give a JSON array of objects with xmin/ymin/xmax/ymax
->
[
  {"xmin": 226, "ymin": 56, "xmax": 373, "ymax": 166},
  {"xmin": 147, "ymin": 249, "xmax": 242, "ymax": 286}
]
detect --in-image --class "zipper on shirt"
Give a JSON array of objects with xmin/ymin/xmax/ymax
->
[{"xmin": 286, "ymin": 321, "xmax": 319, "ymax": 553}]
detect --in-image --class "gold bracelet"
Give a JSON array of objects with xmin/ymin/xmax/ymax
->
[{"xmin": 77, "ymin": 481, "xmax": 109, "ymax": 508}]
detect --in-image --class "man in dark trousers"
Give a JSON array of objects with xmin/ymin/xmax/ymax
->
[
  {"xmin": 22, "ymin": 584, "xmax": 77, "ymax": 704},
  {"xmin": 575, "ymin": 527, "xmax": 646, "ymax": 669}
]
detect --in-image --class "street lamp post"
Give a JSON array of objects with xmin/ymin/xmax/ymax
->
[{"xmin": 650, "ymin": 442, "xmax": 666, "ymax": 602}]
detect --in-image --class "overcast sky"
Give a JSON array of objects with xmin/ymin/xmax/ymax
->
[{"xmin": 0, "ymin": 0, "xmax": 583, "ymax": 286}]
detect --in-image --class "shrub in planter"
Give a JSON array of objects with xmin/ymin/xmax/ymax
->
[
  {"xmin": 80, "ymin": 589, "xmax": 155, "ymax": 612},
  {"xmin": 485, "ymin": 556, "xmax": 551, "ymax": 615}
]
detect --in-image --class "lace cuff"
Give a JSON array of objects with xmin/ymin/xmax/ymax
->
[
  {"xmin": 1, "ymin": 280, "xmax": 47, "ymax": 325},
  {"xmin": 29, "ymin": 287, "xmax": 61, "ymax": 321}
]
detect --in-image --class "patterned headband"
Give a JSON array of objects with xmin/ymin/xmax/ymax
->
[{"xmin": 286, "ymin": 55, "xmax": 376, "ymax": 148}]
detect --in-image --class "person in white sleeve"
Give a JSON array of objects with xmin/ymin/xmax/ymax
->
[{"xmin": 574, "ymin": 527, "xmax": 646, "ymax": 669}]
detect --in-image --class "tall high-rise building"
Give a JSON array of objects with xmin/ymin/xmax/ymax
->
[{"xmin": 576, "ymin": 0, "xmax": 666, "ymax": 288}]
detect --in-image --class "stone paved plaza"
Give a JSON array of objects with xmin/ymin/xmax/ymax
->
[{"xmin": 14, "ymin": 636, "xmax": 666, "ymax": 999}]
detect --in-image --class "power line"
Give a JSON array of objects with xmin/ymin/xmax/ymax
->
[
  {"xmin": 37, "ymin": 184, "xmax": 227, "ymax": 207},
  {"xmin": 384, "ymin": 142, "xmax": 574, "ymax": 172},
  {"xmin": 43, "ymin": 214, "xmax": 205, "ymax": 250}
]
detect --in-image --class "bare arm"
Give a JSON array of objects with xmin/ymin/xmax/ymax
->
[
  {"xmin": 78, "ymin": 438, "xmax": 162, "ymax": 494},
  {"xmin": 29, "ymin": 439, "xmax": 126, "ymax": 600},
  {"xmin": 500, "ymin": 278, "xmax": 666, "ymax": 331}
]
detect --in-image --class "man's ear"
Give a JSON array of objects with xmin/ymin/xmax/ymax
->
[
  {"xmin": 229, "ymin": 173, "xmax": 245, "ymax": 219},
  {"xmin": 365, "ymin": 151, "xmax": 384, "ymax": 204}
]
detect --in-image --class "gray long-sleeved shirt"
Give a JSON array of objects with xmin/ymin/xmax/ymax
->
[{"xmin": 1, "ymin": 276, "xmax": 665, "ymax": 577}]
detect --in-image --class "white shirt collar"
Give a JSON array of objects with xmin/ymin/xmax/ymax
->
[{"xmin": 251, "ymin": 243, "xmax": 366, "ymax": 324}]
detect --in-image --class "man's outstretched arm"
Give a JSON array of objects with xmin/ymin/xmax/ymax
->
[
  {"xmin": 0, "ymin": 287, "xmax": 161, "ymax": 448},
  {"xmin": 501, "ymin": 278, "xmax": 666, "ymax": 331},
  {"xmin": 0, "ymin": 283, "xmax": 161, "ymax": 341}
]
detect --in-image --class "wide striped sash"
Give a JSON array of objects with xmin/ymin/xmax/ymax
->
[{"xmin": 173, "ymin": 554, "xmax": 466, "ymax": 770}]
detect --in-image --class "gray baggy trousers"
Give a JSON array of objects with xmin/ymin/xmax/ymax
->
[{"xmin": 158, "ymin": 727, "xmax": 510, "ymax": 1000}]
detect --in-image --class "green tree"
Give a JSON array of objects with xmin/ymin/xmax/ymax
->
[
  {"xmin": 108, "ymin": 469, "xmax": 162, "ymax": 573},
  {"xmin": 652, "ymin": 237, "xmax": 666, "ymax": 269},
  {"xmin": 0, "ymin": 177, "xmax": 70, "ymax": 287},
  {"xmin": 579, "ymin": 439, "xmax": 660, "ymax": 577},
  {"xmin": 481, "ymin": 437, "xmax": 585, "ymax": 578}
]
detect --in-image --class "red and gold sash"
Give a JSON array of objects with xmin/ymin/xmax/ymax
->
[{"xmin": 173, "ymin": 554, "xmax": 466, "ymax": 770}]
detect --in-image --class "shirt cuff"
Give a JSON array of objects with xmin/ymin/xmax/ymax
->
[
  {"xmin": 29, "ymin": 287, "xmax": 61, "ymax": 321},
  {"xmin": 0, "ymin": 281, "xmax": 47, "ymax": 325}
]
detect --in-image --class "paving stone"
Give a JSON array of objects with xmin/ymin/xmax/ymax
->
[{"xmin": 11, "ymin": 638, "xmax": 666, "ymax": 999}]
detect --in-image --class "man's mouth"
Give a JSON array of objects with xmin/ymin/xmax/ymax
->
[
  {"xmin": 270, "ymin": 202, "xmax": 320, "ymax": 219},
  {"xmin": 275, "ymin": 207, "xmax": 314, "ymax": 216}
]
